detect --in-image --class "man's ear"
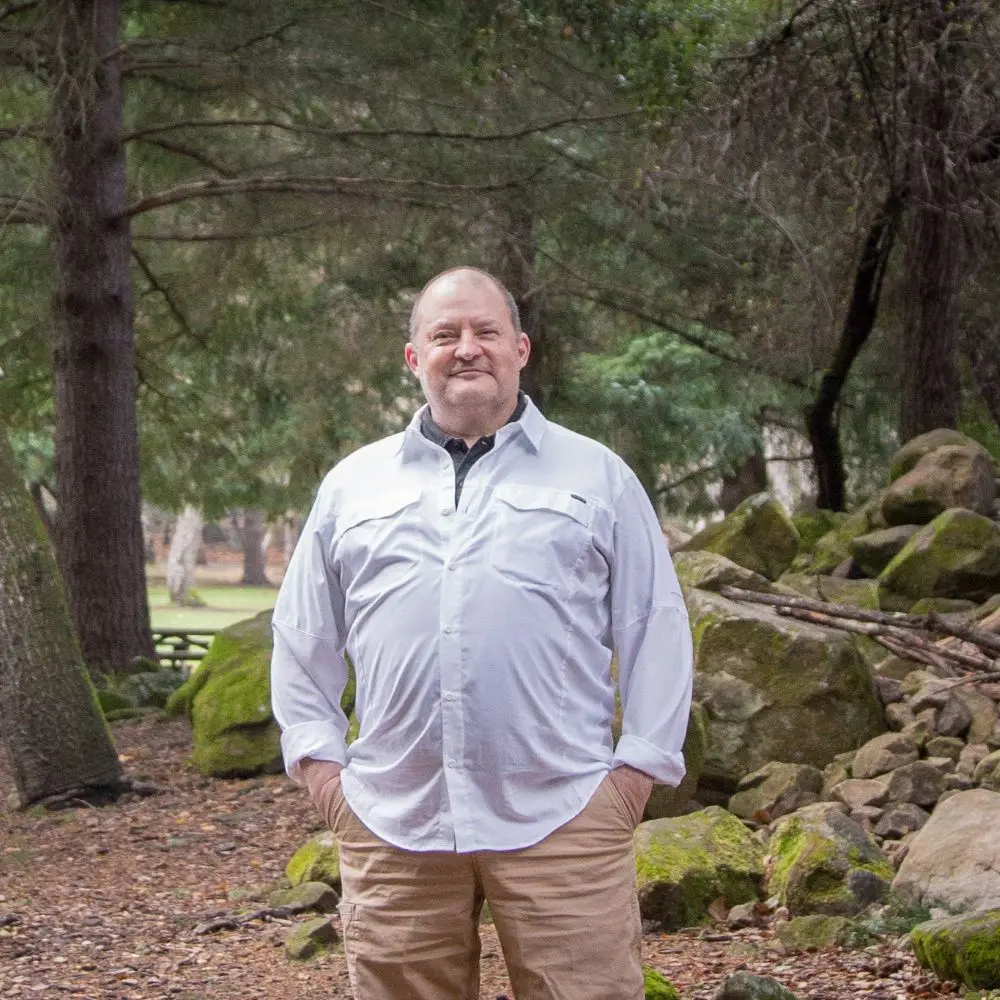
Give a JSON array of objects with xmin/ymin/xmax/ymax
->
[
  {"xmin": 517, "ymin": 333, "xmax": 531, "ymax": 371},
  {"xmin": 404, "ymin": 341, "xmax": 420, "ymax": 376}
]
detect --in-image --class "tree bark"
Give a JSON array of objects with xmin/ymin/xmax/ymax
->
[
  {"xmin": 236, "ymin": 508, "xmax": 270, "ymax": 586},
  {"xmin": 48, "ymin": 0, "xmax": 154, "ymax": 673},
  {"xmin": 485, "ymin": 198, "xmax": 552, "ymax": 408},
  {"xmin": 166, "ymin": 505, "xmax": 202, "ymax": 605},
  {"xmin": 898, "ymin": 1, "xmax": 970, "ymax": 441},
  {"xmin": 962, "ymin": 324, "xmax": 1000, "ymax": 433},
  {"xmin": 805, "ymin": 188, "xmax": 904, "ymax": 511},
  {"xmin": 0, "ymin": 433, "xmax": 124, "ymax": 808},
  {"xmin": 718, "ymin": 445, "xmax": 768, "ymax": 514}
]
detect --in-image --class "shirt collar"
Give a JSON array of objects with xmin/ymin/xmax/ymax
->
[{"xmin": 399, "ymin": 392, "xmax": 544, "ymax": 460}]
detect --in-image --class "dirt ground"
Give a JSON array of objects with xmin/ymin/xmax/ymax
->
[{"xmin": 0, "ymin": 716, "xmax": 954, "ymax": 1000}]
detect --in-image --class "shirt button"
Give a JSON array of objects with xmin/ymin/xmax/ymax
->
[
  {"xmin": 448, "ymin": 759, "xmax": 458, "ymax": 768},
  {"xmin": 443, "ymin": 692, "xmax": 456, "ymax": 701},
  {"xmin": 443, "ymin": 625, "xmax": 454, "ymax": 634},
  {"xmin": 441, "ymin": 507, "xmax": 453, "ymax": 516}
]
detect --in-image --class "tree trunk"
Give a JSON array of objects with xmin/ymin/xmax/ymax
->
[
  {"xmin": 236, "ymin": 508, "xmax": 270, "ymax": 586},
  {"xmin": 962, "ymin": 324, "xmax": 1000, "ymax": 433},
  {"xmin": 718, "ymin": 445, "xmax": 768, "ymax": 514},
  {"xmin": 49, "ymin": 0, "xmax": 154, "ymax": 673},
  {"xmin": 485, "ymin": 198, "xmax": 551, "ymax": 408},
  {"xmin": 898, "ymin": 1, "xmax": 970, "ymax": 441},
  {"xmin": 0, "ymin": 433, "xmax": 124, "ymax": 808},
  {"xmin": 806, "ymin": 189, "xmax": 904, "ymax": 510},
  {"xmin": 166, "ymin": 505, "xmax": 202, "ymax": 605}
]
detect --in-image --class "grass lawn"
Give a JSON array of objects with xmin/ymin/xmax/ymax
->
[{"xmin": 148, "ymin": 584, "xmax": 277, "ymax": 631}]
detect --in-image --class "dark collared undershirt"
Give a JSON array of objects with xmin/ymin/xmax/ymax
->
[{"xmin": 420, "ymin": 392, "xmax": 527, "ymax": 507}]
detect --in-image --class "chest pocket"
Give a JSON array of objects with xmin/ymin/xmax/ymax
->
[
  {"xmin": 490, "ymin": 485, "xmax": 595, "ymax": 592},
  {"xmin": 334, "ymin": 487, "xmax": 424, "ymax": 595}
]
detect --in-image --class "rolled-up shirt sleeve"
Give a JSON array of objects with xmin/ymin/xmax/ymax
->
[
  {"xmin": 270, "ymin": 490, "xmax": 350, "ymax": 784},
  {"xmin": 610, "ymin": 473, "xmax": 694, "ymax": 786}
]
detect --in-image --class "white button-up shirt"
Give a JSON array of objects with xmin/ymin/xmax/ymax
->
[{"xmin": 270, "ymin": 398, "xmax": 693, "ymax": 853}]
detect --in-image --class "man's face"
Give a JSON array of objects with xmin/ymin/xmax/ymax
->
[{"xmin": 405, "ymin": 271, "xmax": 530, "ymax": 426}]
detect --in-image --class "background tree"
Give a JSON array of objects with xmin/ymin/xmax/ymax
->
[{"xmin": 0, "ymin": 432, "xmax": 124, "ymax": 807}]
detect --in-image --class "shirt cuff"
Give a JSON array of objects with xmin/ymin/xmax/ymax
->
[
  {"xmin": 279, "ymin": 721, "xmax": 347, "ymax": 784},
  {"xmin": 613, "ymin": 734, "xmax": 686, "ymax": 786}
]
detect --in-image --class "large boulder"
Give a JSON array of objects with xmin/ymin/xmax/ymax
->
[
  {"xmin": 166, "ymin": 611, "xmax": 356, "ymax": 778},
  {"xmin": 878, "ymin": 508, "xmax": 1000, "ymax": 605},
  {"xmin": 882, "ymin": 445, "xmax": 997, "ymax": 526},
  {"xmin": 687, "ymin": 589, "xmax": 885, "ymax": 795},
  {"xmin": 848, "ymin": 526, "xmax": 921, "ymax": 578},
  {"xmin": 634, "ymin": 807, "xmax": 765, "ymax": 930},
  {"xmin": 166, "ymin": 611, "xmax": 282, "ymax": 777},
  {"xmin": 776, "ymin": 574, "xmax": 879, "ymax": 610},
  {"xmin": 681, "ymin": 494, "xmax": 799, "ymax": 582},
  {"xmin": 727, "ymin": 762, "xmax": 823, "ymax": 823},
  {"xmin": 893, "ymin": 790, "xmax": 1000, "ymax": 913},
  {"xmin": 766, "ymin": 803, "xmax": 893, "ymax": 917},
  {"xmin": 644, "ymin": 703, "xmax": 709, "ymax": 821},
  {"xmin": 672, "ymin": 550, "xmax": 780, "ymax": 596},
  {"xmin": 889, "ymin": 429, "xmax": 995, "ymax": 483},
  {"xmin": 911, "ymin": 910, "xmax": 1000, "ymax": 989}
]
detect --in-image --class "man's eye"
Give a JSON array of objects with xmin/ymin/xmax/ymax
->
[
  {"xmin": 479, "ymin": 329, "xmax": 499, "ymax": 338},
  {"xmin": 432, "ymin": 330, "xmax": 457, "ymax": 342}
]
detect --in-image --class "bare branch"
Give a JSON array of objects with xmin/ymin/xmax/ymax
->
[
  {"xmin": 131, "ymin": 247, "xmax": 206, "ymax": 348},
  {"xmin": 0, "ymin": 1, "xmax": 38, "ymax": 23},
  {"xmin": 125, "ymin": 172, "xmax": 536, "ymax": 217},
  {"xmin": 130, "ymin": 136, "xmax": 236, "ymax": 177}
]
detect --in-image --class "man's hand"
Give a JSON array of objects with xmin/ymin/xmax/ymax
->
[
  {"xmin": 609, "ymin": 765, "xmax": 654, "ymax": 827},
  {"xmin": 300, "ymin": 758, "xmax": 344, "ymax": 829}
]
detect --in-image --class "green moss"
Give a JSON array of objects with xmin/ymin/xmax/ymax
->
[
  {"xmin": 775, "ymin": 914, "xmax": 873, "ymax": 951},
  {"xmin": 793, "ymin": 511, "xmax": 845, "ymax": 554},
  {"xmin": 643, "ymin": 966, "xmax": 680, "ymax": 1000},
  {"xmin": 635, "ymin": 808, "xmax": 764, "ymax": 930},
  {"xmin": 286, "ymin": 831, "xmax": 341, "ymax": 888}
]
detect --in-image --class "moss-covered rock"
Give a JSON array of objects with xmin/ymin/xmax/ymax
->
[
  {"xmin": 673, "ymin": 550, "xmax": 780, "ymax": 597},
  {"xmin": 789, "ymin": 499, "xmax": 884, "ymax": 575},
  {"xmin": 728, "ymin": 763, "xmax": 823, "ymax": 822},
  {"xmin": 792, "ymin": 510, "xmax": 846, "ymax": 555},
  {"xmin": 166, "ymin": 610, "xmax": 355, "ymax": 778},
  {"xmin": 775, "ymin": 914, "xmax": 873, "ymax": 951},
  {"xmin": 889, "ymin": 429, "xmax": 993, "ymax": 483},
  {"xmin": 911, "ymin": 910, "xmax": 1000, "ymax": 989},
  {"xmin": 680, "ymin": 494, "xmax": 799, "ymax": 582},
  {"xmin": 284, "ymin": 916, "xmax": 339, "ymax": 960},
  {"xmin": 268, "ymin": 880, "xmax": 339, "ymax": 914},
  {"xmin": 882, "ymin": 446, "xmax": 997, "ymax": 526},
  {"xmin": 776, "ymin": 574, "xmax": 880, "ymax": 610},
  {"xmin": 712, "ymin": 971, "xmax": 800, "ymax": 1000},
  {"xmin": 286, "ymin": 830, "xmax": 341, "ymax": 890},
  {"xmin": 644, "ymin": 703, "xmax": 709, "ymax": 821},
  {"xmin": 767, "ymin": 803, "xmax": 893, "ymax": 917},
  {"xmin": 634, "ymin": 806, "xmax": 765, "ymax": 930},
  {"xmin": 878, "ymin": 509, "xmax": 1000, "ymax": 605},
  {"xmin": 849, "ymin": 526, "xmax": 921, "ymax": 578},
  {"xmin": 687, "ymin": 589, "xmax": 885, "ymax": 793},
  {"xmin": 643, "ymin": 966, "xmax": 680, "ymax": 1000}
]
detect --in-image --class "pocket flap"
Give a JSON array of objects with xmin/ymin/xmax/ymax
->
[{"xmin": 493, "ymin": 484, "xmax": 593, "ymax": 527}]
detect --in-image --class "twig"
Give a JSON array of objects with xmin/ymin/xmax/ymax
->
[{"xmin": 193, "ymin": 902, "xmax": 312, "ymax": 935}]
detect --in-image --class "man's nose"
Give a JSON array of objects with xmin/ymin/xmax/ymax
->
[{"xmin": 453, "ymin": 329, "xmax": 482, "ymax": 359}]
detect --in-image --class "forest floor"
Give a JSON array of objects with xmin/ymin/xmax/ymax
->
[{"xmin": 0, "ymin": 716, "xmax": 957, "ymax": 1000}]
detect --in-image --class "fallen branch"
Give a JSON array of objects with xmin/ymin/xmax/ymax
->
[
  {"xmin": 719, "ymin": 586, "xmax": 1000, "ymax": 678},
  {"xmin": 193, "ymin": 902, "xmax": 312, "ymax": 936}
]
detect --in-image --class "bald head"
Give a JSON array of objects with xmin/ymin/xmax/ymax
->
[{"xmin": 408, "ymin": 267, "xmax": 521, "ymax": 342}]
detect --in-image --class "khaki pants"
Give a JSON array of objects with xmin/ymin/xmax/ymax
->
[{"xmin": 330, "ymin": 775, "xmax": 643, "ymax": 1000}]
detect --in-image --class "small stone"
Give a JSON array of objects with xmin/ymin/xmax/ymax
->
[
  {"xmin": 909, "ymin": 680, "xmax": 953, "ymax": 713},
  {"xmin": 882, "ymin": 839, "xmax": 910, "ymax": 869},
  {"xmin": 934, "ymin": 696, "xmax": 972, "ymax": 738},
  {"xmin": 923, "ymin": 756, "xmax": 956, "ymax": 775},
  {"xmin": 900, "ymin": 711, "xmax": 936, "ymax": 748},
  {"xmin": 284, "ymin": 916, "xmax": 339, "ymax": 960},
  {"xmin": 946, "ymin": 773, "xmax": 975, "ymax": 791},
  {"xmin": 874, "ymin": 677, "xmax": 905, "ymax": 705},
  {"xmin": 884, "ymin": 761, "xmax": 948, "ymax": 807},
  {"xmin": 972, "ymin": 749, "xmax": 1000, "ymax": 789},
  {"xmin": 832, "ymin": 778, "xmax": 890, "ymax": 810},
  {"xmin": 268, "ymin": 881, "xmax": 339, "ymax": 914},
  {"xmin": 924, "ymin": 736, "xmax": 965, "ymax": 762},
  {"xmin": 849, "ymin": 805, "xmax": 884, "ymax": 830},
  {"xmin": 957, "ymin": 743, "xmax": 989, "ymax": 777},
  {"xmin": 852, "ymin": 733, "xmax": 920, "ymax": 780},
  {"xmin": 874, "ymin": 803, "xmax": 929, "ymax": 839},
  {"xmin": 713, "ymin": 971, "xmax": 800, "ymax": 1000},
  {"xmin": 726, "ymin": 902, "xmax": 761, "ymax": 930},
  {"xmin": 885, "ymin": 703, "xmax": 915, "ymax": 731}
]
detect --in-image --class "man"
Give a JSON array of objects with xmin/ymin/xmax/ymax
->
[{"xmin": 270, "ymin": 267, "xmax": 693, "ymax": 1000}]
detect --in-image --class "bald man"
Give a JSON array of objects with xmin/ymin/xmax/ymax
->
[{"xmin": 271, "ymin": 267, "xmax": 693, "ymax": 1000}]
